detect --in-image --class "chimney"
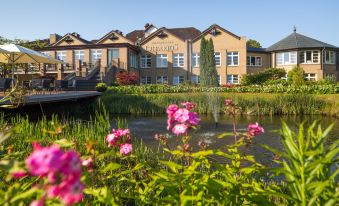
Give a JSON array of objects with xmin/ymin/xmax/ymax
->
[
  {"xmin": 50, "ymin": 33, "xmax": 61, "ymax": 44},
  {"xmin": 144, "ymin": 23, "xmax": 150, "ymax": 30}
]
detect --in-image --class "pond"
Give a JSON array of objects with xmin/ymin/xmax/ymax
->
[{"xmin": 114, "ymin": 114, "xmax": 338, "ymax": 166}]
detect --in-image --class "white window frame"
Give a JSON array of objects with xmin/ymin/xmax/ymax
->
[
  {"xmin": 276, "ymin": 51, "xmax": 297, "ymax": 65},
  {"xmin": 156, "ymin": 54, "xmax": 168, "ymax": 68},
  {"xmin": 192, "ymin": 53, "xmax": 200, "ymax": 67},
  {"xmin": 156, "ymin": 76, "xmax": 168, "ymax": 84},
  {"xmin": 140, "ymin": 55, "xmax": 152, "ymax": 68},
  {"xmin": 90, "ymin": 49, "xmax": 102, "ymax": 63},
  {"xmin": 227, "ymin": 52, "xmax": 239, "ymax": 66},
  {"xmin": 323, "ymin": 50, "xmax": 335, "ymax": 64},
  {"xmin": 304, "ymin": 73, "xmax": 317, "ymax": 81},
  {"xmin": 247, "ymin": 56, "xmax": 262, "ymax": 66},
  {"xmin": 56, "ymin": 51, "xmax": 67, "ymax": 62},
  {"xmin": 173, "ymin": 75, "xmax": 184, "ymax": 85},
  {"xmin": 173, "ymin": 53, "xmax": 184, "ymax": 67},
  {"xmin": 41, "ymin": 51, "xmax": 51, "ymax": 57},
  {"xmin": 227, "ymin": 74, "xmax": 239, "ymax": 84},
  {"xmin": 300, "ymin": 50, "xmax": 319, "ymax": 64},
  {"xmin": 74, "ymin": 50, "xmax": 85, "ymax": 63},
  {"xmin": 141, "ymin": 76, "xmax": 152, "ymax": 84},
  {"xmin": 214, "ymin": 52, "xmax": 221, "ymax": 66}
]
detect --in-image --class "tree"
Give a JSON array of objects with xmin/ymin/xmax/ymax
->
[
  {"xmin": 199, "ymin": 37, "xmax": 219, "ymax": 87},
  {"xmin": 288, "ymin": 66, "xmax": 305, "ymax": 86},
  {"xmin": 206, "ymin": 38, "xmax": 219, "ymax": 86},
  {"xmin": 199, "ymin": 37, "xmax": 208, "ymax": 86},
  {"xmin": 246, "ymin": 39, "xmax": 262, "ymax": 48},
  {"xmin": 0, "ymin": 36, "xmax": 47, "ymax": 50}
]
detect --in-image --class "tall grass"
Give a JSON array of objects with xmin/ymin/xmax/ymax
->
[{"xmin": 98, "ymin": 92, "xmax": 332, "ymax": 116}]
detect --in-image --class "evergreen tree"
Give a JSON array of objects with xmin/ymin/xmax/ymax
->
[
  {"xmin": 199, "ymin": 37, "xmax": 208, "ymax": 86},
  {"xmin": 207, "ymin": 38, "xmax": 219, "ymax": 86}
]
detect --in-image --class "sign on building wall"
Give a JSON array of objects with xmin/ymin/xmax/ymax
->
[{"xmin": 145, "ymin": 41, "xmax": 179, "ymax": 52}]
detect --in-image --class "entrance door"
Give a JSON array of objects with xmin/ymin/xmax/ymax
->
[{"xmin": 107, "ymin": 49, "xmax": 120, "ymax": 66}]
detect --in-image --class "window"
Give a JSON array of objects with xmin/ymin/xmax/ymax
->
[
  {"xmin": 90, "ymin": 49, "xmax": 102, "ymax": 63},
  {"xmin": 173, "ymin": 76, "xmax": 184, "ymax": 85},
  {"xmin": 325, "ymin": 73, "xmax": 336, "ymax": 81},
  {"xmin": 109, "ymin": 49, "xmax": 119, "ymax": 59},
  {"xmin": 74, "ymin": 50, "xmax": 85, "ymax": 62},
  {"xmin": 304, "ymin": 73, "xmax": 317, "ymax": 81},
  {"xmin": 41, "ymin": 51, "xmax": 51, "ymax": 57},
  {"xmin": 276, "ymin": 52, "xmax": 297, "ymax": 65},
  {"xmin": 140, "ymin": 55, "xmax": 152, "ymax": 68},
  {"xmin": 192, "ymin": 53, "xmax": 200, "ymax": 67},
  {"xmin": 191, "ymin": 75, "xmax": 199, "ymax": 83},
  {"xmin": 247, "ymin": 56, "xmax": 262, "ymax": 66},
  {"xmin": 141, "ymin": 76, "xmax": 152, "ymax": 84},
  {"xmin": 56, "ymin": 51, "xmax": 67, "ymax": 62},
  {"xmin": 323, "ymin": 50, "xmax": 335, "ymax": 64},
  {"xmin": 156, "ymin": 76, "xmax": 168, "ymax": 84},
  {"xmin": 214, "ymin": 52, "xmax": 221, "ymax": 66},
  {"xmin": 227, "ymin": 52, "xmax": 239, "ymax": 66},
  {"xmin": 227, "ymin": 75, "xmax": 239, "ymax": 84},
  {"xmin": 129, "ymin": 52, "xmax": 138, "ymax": 68},
  {"xmin": 300, "ymin": 50, "xmax": 319, "ymax": 64},
  {"xmin": 156, "ymin": 54, "xmax": 168, "ymax": 68},
  {"xmin": 173, "ymin": 53, "xmax": 184, "ymax": 67}
]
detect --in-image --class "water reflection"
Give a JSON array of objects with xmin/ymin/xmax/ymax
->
[{"xmin": 114, "ymin": 115, "xmax": 338, "ymax": 166}]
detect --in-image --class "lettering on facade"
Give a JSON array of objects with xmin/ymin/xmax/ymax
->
[{"xmin": 145, "ymin": 41, "xmax": 179, "ymax": 52}]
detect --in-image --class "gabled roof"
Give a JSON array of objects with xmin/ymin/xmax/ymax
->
[
  {"xmin": 139, "ymin": 27, "xmax": 201, "ymax": 44},
  {"xmin": 51, "ymin": 33, "xmax": 91, "ymax": 46},
  {"xmin": 126, "ymin": 27, "xmax": 201, "ymax": 43},
  {"xmin": 96, "ymin": 30, "xmax": 133, "ymax": 44},
  {"xmin": 267, "ymin": 32, "xmax": 338, "ymax": 51},
  {"xmin": 193, "ymin": 24, "xmax": 241, "ymax": 42}
]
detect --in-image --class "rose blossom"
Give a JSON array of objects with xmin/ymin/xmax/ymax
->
[
  {"xmin": 120, "ymin": 143, "xmax": 133, "ymax": 155},
  {"xmin": 172, "ymin": 124, "xmax": 188, "ymax": 136},
  {"xmin": 248, "ymin": 122, "xmax": 264, "ymax": 136}
]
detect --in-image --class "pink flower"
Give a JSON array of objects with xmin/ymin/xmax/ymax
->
[
  {"xmin": 82, "ymin": 157, "xmax": 93, "ymax": 167},
  {"xmin": 106, "ymin": 133, "xmax": 118, "ymax": 146},
  {"xmin": 172, "ymin": 124, "xmax": 188, "ymax": 136},
  {"xmin": 60, "ymin": 151, "xmax": 82, "ymax": 175},
  {"xmin": 30, "ymin": 199, "xmax": 45, "ymax": 206},
  {"xmin": 166, "ymin": 118, "xmax": 175, "ymax": 130},
  {"xmin": 225, "ymin": 99, "xmax": 232, "ymax": 106},
  {"xmin": 47, "ymin": 185, "xmax": 60, "ymax": 198},
  {"xmin": 120, "ymin": 143, "xmax": 132, "ymax": 156},
  {"xmin": 248, "ymin": 122, "xmax": 264, "ymax": 136},
  {"xmin": 58, "ymin": 177, "xmax": 85, "ymax": 205},
  {"xmin": 181, "ymin": 102, "xmax": 196, "ymax": 110},
  {"xmin": 173, "ymin": 108, "xmax": 190, "ymax": 123},
  {"xmin": 166, "ymin": 104, "xmax": 178, "ymax": 118},
  {"xmin": 187, "ymin": 112, "xmax": 200, "ymax": 126},
  {"xmin": 11, "ymin": 171, "xmax": 27, "ymax": 179},
  {"xmin": 112, "ymin": 128, "xmax": 130, "ymax": 137},
  {"xmin": 25, "ymin": 143, "xmax": 64, "ymax": 176}
]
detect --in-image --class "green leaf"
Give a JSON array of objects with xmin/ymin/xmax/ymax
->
[{"xmin": 53, "ymin": 138, "xmax": 74, "ymax": 148}]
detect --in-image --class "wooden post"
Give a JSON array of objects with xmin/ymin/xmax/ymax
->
[
  {"xmin": 57, "ymin": 64, "xmax": 64, "ymax": 80},
  {"xmin": 76, "ymin": 60, "xmax": 81, "ymax": 77}
]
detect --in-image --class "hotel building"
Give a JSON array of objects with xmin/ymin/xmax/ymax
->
[{"xmin": 36, "ymin": 23, "xmax": 339, "ymax": 84}]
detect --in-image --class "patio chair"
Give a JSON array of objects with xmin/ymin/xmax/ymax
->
[
  {"xmin": 0, "ymin": 78, "xmax": 13, "ymax": 94},
  {"xmin": 41, "ymin": 79, "xmax": 52, "ymax": 94}
]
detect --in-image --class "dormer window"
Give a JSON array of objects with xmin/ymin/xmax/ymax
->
[
  {"xmin": 65, "ymin": 36, "xmax": 74, "ymax": 44},
  {"xmin": 157, "ymin": 32, "xmax": 167, "ymax": 39},
  {"xmin": 109, "ymin": 33, "xmax": 119, "ymax": 41},
  {"xmin": 210, "ymin": 28, "xmax": 221, "ymax": 36}
]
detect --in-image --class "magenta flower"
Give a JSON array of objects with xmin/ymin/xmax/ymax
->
[
  {"xmin": 248, "ymin": 122, "xmax": 264, "ymax": 136},
  {"xmin": 60, "ymin": 151, "xmax": 82, "ymax": 176},
  {"xmin": 30, "ymin": 198, "xmax": 45, "ymax": 206},
  {"xmin": 82, "ymin": 157, "xmax": 93, "ymax": 167},
  {"xmin": 172, "ymin": 124, "xmax": 188, "ymax": 136},
  {"xmin": 225, "ymin": 99, "xmax": 233, "ymax": 106},
  {"xmin": 173, "ymin": 108, "xmax": 190, "ymax": 123},
  {"xmin": 120, "ymin": 143, "xmax": 133, "ymax": 155},
  {"xmin": 181, "ymin": 102, "xmax": 196, "ymax": 111},
  {"xmin": 25, "ymin": 143, "xmax": 64, "ymax": 176},
  {"xmin": 187, "ymin": 112, "xmax": 200, "ymax": 126},
  {"xmin": 58, "ymin": 177, "xmax": 85, "ymax": 206},
  {"xmin": 11, "ymin": 171, "xmax": 27, "ymax": 179},
  {"xmin": 166, "ymin": 104, "xmax": 178, "ymax": 118}
]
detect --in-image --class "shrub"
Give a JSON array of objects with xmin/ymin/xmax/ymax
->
[
  {"xmin": 115, "ymin": 71, "xmax": 139, "ymax": 85},
  {"xmin": 95, "ymin": 82, "xmax": 107, "ymax": 92},
  {"xmin": 242, "ymin": 68, "xmax": 286, "ymax": 85},
  {"xmin": 288, "ymin": 66, "xmax": 305, "ymax": 86}
]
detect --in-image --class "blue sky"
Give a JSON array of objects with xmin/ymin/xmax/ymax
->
[{"xmin": 1, "ymin": 0, "xmax": 339, "ymax": 47}]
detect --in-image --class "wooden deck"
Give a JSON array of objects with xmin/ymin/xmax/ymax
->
[{"xmin": 0, "ymin": 91, "xmax": 102, "ymax": 106}]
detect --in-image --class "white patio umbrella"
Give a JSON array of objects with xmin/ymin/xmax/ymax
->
[{"xmin": 0, "ymin": 44, "xmax": 62, "ymax": 78}]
